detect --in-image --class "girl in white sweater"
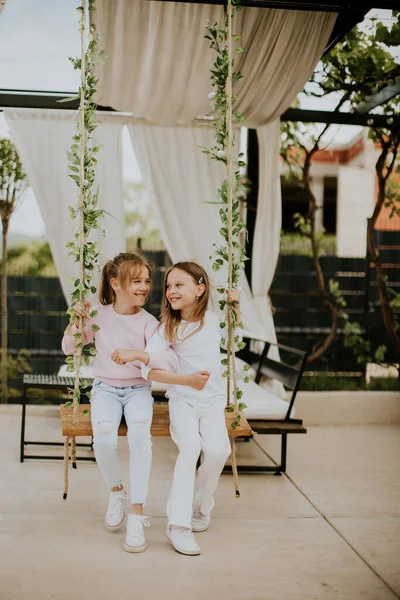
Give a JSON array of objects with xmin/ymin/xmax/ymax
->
[{"xmin": 113, "ymin": 261, "xmax": 241, "ymax": 556}]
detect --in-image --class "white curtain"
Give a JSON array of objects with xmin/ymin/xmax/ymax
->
[
  {"xmin": 129, "ymin": 122, "xmax": 286, "ymax": 395},
  {"xmin": 128, "ymin": 121, "xmax": 284, "ymax": 338},
  {"xmin": 4, "ymin": 109, "xmax": 126, "ymax": 301},
  {"xmin": 128, "ymin": 123, "xmax": 262, "ymax": 337},
  {"xmin": 252, "ymin": 121, "xmax": 282, "ymax": 344},
  {"xmin": 93, "ymin": 1, "xmax": 336, "ymax": 127},
  {"xmin": 94, "ymin": 2, "xmax": 336, "ymax": 354}
]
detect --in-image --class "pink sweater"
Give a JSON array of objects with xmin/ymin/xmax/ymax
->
[{"xmin": 62, "ymin": 304, "xmax": 177, "ymax": 387}]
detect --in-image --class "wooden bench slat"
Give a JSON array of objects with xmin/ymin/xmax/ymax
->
[
  {"xmin": 61, "ymin": 404, "xmax": 253, "ymax": 438},
  {"xmin": 249, "ymin": 420, "xmax": 307, "ymax": 434}
]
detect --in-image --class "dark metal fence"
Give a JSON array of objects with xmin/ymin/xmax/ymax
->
[
  {"xmin": 2, "ymin": 235, "xmax": 399, "ymax": 383},
  {"xmin": 271, "ymin": 231, "xmax": 400, "ymax": 373}
]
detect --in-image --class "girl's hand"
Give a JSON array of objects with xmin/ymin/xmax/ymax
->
[
  {"xmin": 187, "ymin": 371, "xmax": 210, "ymax": 390},
  {"xmin": 72, "ymin": 301, "xmax": 91, "ymax": 328},
  {"xmin": 227, "ymin": 289, "xmax": 241, "ymax": 320},
  {"xmin": 111, "ymin": 349, "xmax": 139, "ymax": 365}
]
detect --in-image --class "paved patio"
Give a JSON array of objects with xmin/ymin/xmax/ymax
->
[{"xmin": 0, "ymin": 404, "xmax": 399, "ymax": 600}]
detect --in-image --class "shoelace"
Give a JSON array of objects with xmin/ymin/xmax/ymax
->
[
  {"xmin": 192, "ymin": 505, "xmax": 202, "ymax": 520},
  {"xmin": 174, "ymin": 527, "xmax": 196, "ymax": 542},
  {"xmin": 127, "ymin": 517, "xmax": 151, "ymax": 541},
  {"xmin": 107, "ymin": 494, "xmax": 125, "ymax": 517}
]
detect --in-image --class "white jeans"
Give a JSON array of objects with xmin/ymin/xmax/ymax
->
[
  {"xmin": 167, "ymin": 397, "xmax": 231, "ymax": 529},
  {"xmin": 90, "ymin": 381, "xmax": 153, "ymax": 505}
]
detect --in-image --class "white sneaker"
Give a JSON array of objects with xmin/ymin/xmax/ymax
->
[
  {"xmin": 124, "ymin": 514, "xmax": 150, "ymax": 553},
  {"xmin": 191, "ymin": 504, "xmax": 211, "ymax": 532},
  {"xmin": 105, "ymin": 489, "xmax": 127, "ymax": 531},
  {"xmin": 166, "ymin": 526, "xmax": 201, "ymax": 556}
]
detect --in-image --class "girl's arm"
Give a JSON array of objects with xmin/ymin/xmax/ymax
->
[
  {"xmin": 141, "ymin": 323, "xmax": 210, "ymax": 389},
  {"xmin": 111, "ymin": 348, "xmax": 150, "ymax": 365},
  {"xmin": 111, "ymin": 322, "xmax": 176, "ymax": 369},
  {"xmin": 111, "ymin": 348, "xmax": 210, "ymax": 389},
  {"xmin": 144, "ymin": 318, "xmax": 178, "ymax": 372},
  {"xmin": 61, "ymin": 301, "xmax": 95, "ymax": 355},
  {"xmin": 111, "ymin": 328, "xmax": 209, "ymax": 389},
  {"xmin": 111, "ymin": 347, "xmax": 178, "ymax": 368},
  {"xmin": 147, "ymin": 369, "xmax": 210, "ymax": 390}
]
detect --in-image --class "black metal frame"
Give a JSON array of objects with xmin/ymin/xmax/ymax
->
[
  {"xmin": 152, "ymin": 0, "xmax": 397, "ymax": 8},
  {"xmin": 2, "ymin": 93, "xmax": 399, "ymax": 128},
  {"xmin": 20, "ymin": 375, "xmax": 95, "ymax": 463},
  {"xmin": 224, "ymin": 339, "xmax": 308, "ymax": 475},
  {"xmin": 224, "ymin": 433, "xmax": 289, "ymax": 475},
  {"xmin": 252, "ymin": 340, "xmax": 308, "ymax": 421}
]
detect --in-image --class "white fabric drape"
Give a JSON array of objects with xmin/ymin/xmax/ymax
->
[
  {"xmin": 93, "ymin": 1, "xmax": 336, "ymax": 127},
  {"xmin": 252, "ymin": 121, "xmax": 282, "ymax": 345},
  {"xmin": 128, "ymin": 123, "xmax": 263, "ymax": 337},
  {"xmin": 94, "ymin": 2, "xmax": 336, "ymax": 355},
  {"xmin": 4, "ymin": 109, "xmax": 126, "ymax": 300}
]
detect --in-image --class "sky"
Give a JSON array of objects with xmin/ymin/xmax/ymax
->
[{"xmin": 0, "ymin": 2, "xmax": 395, "ymax": 237}]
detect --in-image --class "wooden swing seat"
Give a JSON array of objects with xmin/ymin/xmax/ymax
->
[{"xmin": 60, "ymin": 403, "xmax": 253, "ymax": 438}]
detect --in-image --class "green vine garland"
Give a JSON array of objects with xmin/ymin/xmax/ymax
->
[
  {"xmin": 204, "ymin": 0, "xmax": 250, "ymax": 429},
  {"xmin": 64, "ymin": 0, "xmax": 105, "ymax": 412}
]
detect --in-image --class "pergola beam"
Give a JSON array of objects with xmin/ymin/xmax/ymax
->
[
  {"xmin": 1, "ymin": 91, "xmax": 399, "ymax": 128},
  {"xmin": 150, "ymin": 0, "xmax": 399, "ymax": 10},
  {"xmin": 281, "ymin": 108, "xmax": 400, "ymax": 128},
  {"xmin": 0, "ymin": 89, "xmax": 79, "ymax": 111}
]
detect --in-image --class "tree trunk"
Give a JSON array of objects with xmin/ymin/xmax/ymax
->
[
  {"xmin": 1, "ymin": 218, "xmax": 8, "ymax": 402},
  {"xmin": 303, "ymin": 154, "xmax": 339, "ymax": 364},
  {"xmin": 366, "ymin": 145, "xmax": 400, "ymax": 366}
]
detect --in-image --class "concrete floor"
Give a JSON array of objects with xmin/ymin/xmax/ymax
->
[{"xmin": 0, "ymin": 405, "xmax": 399, "ymax": 600}]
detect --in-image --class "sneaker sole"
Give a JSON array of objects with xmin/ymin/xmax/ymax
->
[
  {"xmin": 191, "ymin": 523, "xmax": 210, "ymax": 532},
  {"xmin": 166, "ymin": 531, "xmax": 201, "ymax": 556},
  {"xmin": 105, "ymin": 513, "xmax": 126, "ymax": 532},
  {"xmin": 124, "ymin": 541, "xmax": 147, "ymax": 553}
]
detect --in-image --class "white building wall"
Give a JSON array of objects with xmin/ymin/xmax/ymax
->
[
  {"xmin": 310, "ymin": 175, "xmax": 324, "ymax": 231},
  {"xmin": 336, "ymin": 165, "xmax": 375, "ymax": 257}
]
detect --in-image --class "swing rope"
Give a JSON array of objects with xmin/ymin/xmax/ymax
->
[
  {"xmin": 225, "ymin": 0, "xmax": 241, "ymax": 498},
  {"xmin": 63, "ymin": 0, "xmax": 87, "ymax": 500},
  {"xmin": 63, "ymin": 436, "xmax": 70, "ymax": 500}
]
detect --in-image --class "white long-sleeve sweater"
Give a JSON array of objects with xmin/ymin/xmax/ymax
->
[{"xmin": 142, "ymin": 310, "xmax": 242, "ymax": 405}]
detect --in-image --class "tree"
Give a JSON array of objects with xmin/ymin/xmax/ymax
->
[
  {"xmin": 281, "ymin": 120, "xmax": 344, "ymax": 364},
  {"xmin": 0, "ymin": 138, "xmax": 27, "ymax": 400},
  {"xmin": 0, "ymin": 240, "xmax": 57, "ymax": 276},
  {"xmin": 281, "ymin": 12, "xmax": 400, "ymax": 366}
]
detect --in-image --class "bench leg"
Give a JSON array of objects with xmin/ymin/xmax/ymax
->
[
  {"xmin": 20, "ymin": 400, "xmax": 27, "ymax": 463},
  {"xmin": 274, "ymin": 434, "xmax": 287, "ymax": 476},
  {"xmin": 196, "ymin": 451, "xmax": 203, "ymax": 470}
]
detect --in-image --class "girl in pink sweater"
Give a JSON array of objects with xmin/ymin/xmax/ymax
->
[{"xmin": 62, "ymin": 252, "xmax": 206, "ymax": 554}]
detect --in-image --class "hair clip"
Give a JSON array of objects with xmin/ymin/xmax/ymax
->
[{"xmin": 198, "ymin": 277, "xmax": 204, "ymax": 284}]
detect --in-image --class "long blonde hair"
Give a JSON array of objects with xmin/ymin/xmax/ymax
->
[
  {"xmin": 161, "ymin": 262, "xmax": 210, "ymax": 343},
  {"xmin": 99, "ymin": 252, "xmax": 152, "ymax": 305}
]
